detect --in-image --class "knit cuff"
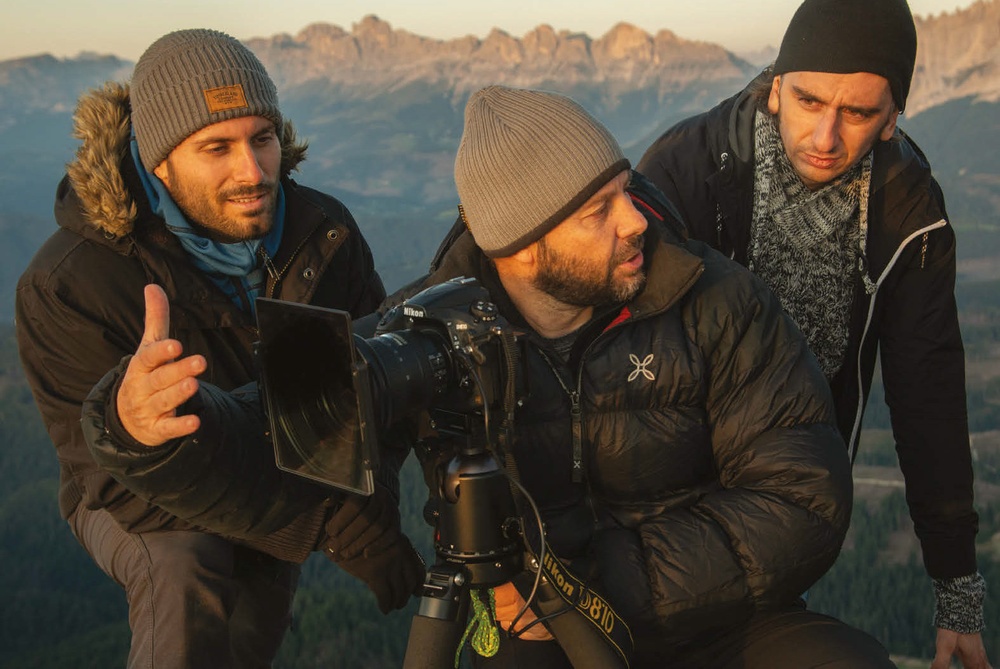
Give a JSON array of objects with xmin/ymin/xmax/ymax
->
[{"xmin": 932, "ymin": 573, "xmax": 987, "ymax": 634}]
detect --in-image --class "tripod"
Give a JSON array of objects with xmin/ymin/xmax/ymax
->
[{"xmin": 402, "ymin": 438, "xmax": 630, "ymax": 669}]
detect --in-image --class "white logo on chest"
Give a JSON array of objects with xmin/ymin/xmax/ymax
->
[{"xmin": 628, "ymin": 353, "xmax": 655, "ymax": 382}]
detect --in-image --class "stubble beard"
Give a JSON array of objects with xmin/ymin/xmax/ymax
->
[
  {"xmin": 534, "ymin": 235, "xmax": 646, "ymax": 308},
  {"xmin": 164, "ymin": 164, "xmax": 278, "ymax": 243}
]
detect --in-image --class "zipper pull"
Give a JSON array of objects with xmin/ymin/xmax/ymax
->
[
  {"xmin": 570, "ymin": 391, "xmax": 583, "ymax": 483},
  {"xmin": 258, "ymin": 246, "xmax": 280, "ymax": 282}
]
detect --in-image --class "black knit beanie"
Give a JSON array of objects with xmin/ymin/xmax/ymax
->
[{"xmin": 773, "ymin": 0, "xmax": 917, "ymax": 111}]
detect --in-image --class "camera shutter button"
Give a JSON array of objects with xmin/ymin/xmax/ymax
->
[{"xmin": 470, "ymin": 300, "xmax": 498, "ymax": 321}]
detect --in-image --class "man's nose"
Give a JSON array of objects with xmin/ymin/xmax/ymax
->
[
  {"xmin": 812, "ymin": 109, "xmax": 841, "ymax": 153},
  {"xmin": 233, "ymin": 143, "xmax": 265, "ymax": 183},
  {"xmin": 619, "ymin": 197, "xmax": 648, "ymax": 239}
]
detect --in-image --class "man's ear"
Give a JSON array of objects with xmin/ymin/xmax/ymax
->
[
  {"xmin": 153, "ymin": 160, "xmax": 170, "ymax": 187},
  {"xmin": 494, "ymin": 243, "xmax": 537, "ymax": 281},
  {"xmin": 879, "ymin": 109, "xmax": 899, "ymax": 142},
  {"xmin": 767, "ymin": 76, "xmax": 781, "ymax": 116}
]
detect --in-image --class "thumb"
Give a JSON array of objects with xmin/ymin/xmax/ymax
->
[{"xmin": 142, "ymin": 284, "xmax": 171, "ymax": 345}]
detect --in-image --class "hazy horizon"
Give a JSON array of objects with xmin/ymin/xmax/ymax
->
[{"xmin": 0, "ymin": 0, "xmax": 978, "ymax": 63}]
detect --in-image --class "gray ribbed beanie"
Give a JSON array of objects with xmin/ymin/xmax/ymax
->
[
  {"xmin": 131, "ymin": 28, "xmax": 282, "ymax": 171},
  {"xmin": 455, "ymin": 86, "xmax": 630, "ymax": 258}
]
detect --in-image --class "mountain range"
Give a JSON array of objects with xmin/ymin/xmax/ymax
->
[{"xmin": 0, "ymin": 1, "xmax": 998, "ymax": 302}]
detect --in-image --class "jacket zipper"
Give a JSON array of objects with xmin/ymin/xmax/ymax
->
[
  {"xmin": 536, "ymin": 349, "xmax": 586, "ymax": 483},
  {"xmin": 258, "ymin": 223, "xmax": 321, "ymax": 299},
  {"xmin": 847, "ymin": 218, "xmax": 948, "ymax": 459},
  {"xmin": 535, "ymin": 326, "xmax": 615, "ymax": 525}
]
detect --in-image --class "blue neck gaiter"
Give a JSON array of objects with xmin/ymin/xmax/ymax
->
[{"xmin": 130, "ymin": 136, "xmax": 285, "ymax": 315}]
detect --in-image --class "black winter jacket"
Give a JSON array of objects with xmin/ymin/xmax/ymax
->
[
  {"xmin": 637, "ymin": 74, "xmax": 977, "ymax": 580},
  {"xmin": 405, "ymin": 174, "xmax": 852, "ymax": 662},
  {"xmin": 15, "ymin": 82, "xmax": 386, "ymax": 563}
]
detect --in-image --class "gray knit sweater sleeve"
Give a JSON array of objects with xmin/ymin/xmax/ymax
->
[{"xmin": 933, "ymin": 572, "xmax": 987, "ymax": 634}]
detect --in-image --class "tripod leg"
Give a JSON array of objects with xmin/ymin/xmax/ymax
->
[{"xmin": 404, "ymin": 564, "xmax": 471, "ymax": 669}]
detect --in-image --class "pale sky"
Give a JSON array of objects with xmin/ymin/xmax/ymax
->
[{"xmin": 0, "ymin": 0, "xmax": 976, "ymax": 62}]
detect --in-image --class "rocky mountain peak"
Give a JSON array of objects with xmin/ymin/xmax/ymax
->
[
  {"xmin": 909, "ymin": 0, "xmax": 1000, "ymax": 114},
  {"xmin": 597, "ymin": 22, "xmax": 653, "ymax": 61}
]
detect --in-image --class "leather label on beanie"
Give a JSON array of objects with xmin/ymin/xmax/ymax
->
[{"xmin": 203, "ymin": 84, "xmax": 248, "ymax": 113}]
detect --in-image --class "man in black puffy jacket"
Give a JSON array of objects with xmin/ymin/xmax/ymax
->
[
  {"xmin": 16, "ymin": 28, "xmax": 422, "ymax": 668},
  {"xmin": 400, "ymin": 84, "xmax": 894, "ymax": 668}
]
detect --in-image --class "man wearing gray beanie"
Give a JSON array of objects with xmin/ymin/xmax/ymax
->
[
  {"xmin": 638, "ymin": 1, "xmax": 990, "ymax": 667},
  {"xmin": 16, "ymin": 28, "xmax": 424, "ymax": 668},
  {"xmin": 396, "ymin": 84, "xmax": 893, "ymax": 668}
]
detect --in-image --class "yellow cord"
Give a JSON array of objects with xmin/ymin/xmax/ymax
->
[{"xmin": 456, "ymin": 588, "xmax": 500, "ymax": 668}]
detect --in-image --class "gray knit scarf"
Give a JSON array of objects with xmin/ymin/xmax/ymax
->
[{"xmin": 748, "ymin": 110, "xmax": 872, "ymax": 381}]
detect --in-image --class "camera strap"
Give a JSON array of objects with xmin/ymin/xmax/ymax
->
[
  {"xmin": 492, "ymin": 329, "xmax": 633, "ymax": 665},
  {"xmin": 534, "ymin": 548, "xmax": 634, "ymax": 666}
]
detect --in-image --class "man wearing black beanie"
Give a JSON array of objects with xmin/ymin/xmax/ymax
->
[{"xmin": 638, "ymin": 1, "xmax": 990, "ymax": 668}]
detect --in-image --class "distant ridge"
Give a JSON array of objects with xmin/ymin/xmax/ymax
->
[
  {"xmin": 245, "ymin": 16, "xmax": 752, "ymax": 96},
  {"xmin": 3, "ymin": 1, "xmax": 998, "ymax": 120}
]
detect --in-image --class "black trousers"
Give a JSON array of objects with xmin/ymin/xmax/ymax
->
[{"xmin": 470, "ymin": 605, "xmax": 896, "ymax": 669}]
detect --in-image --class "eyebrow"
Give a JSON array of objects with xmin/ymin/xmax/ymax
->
[
  {"xmin": 790, "ymin": 84, "xmax": 884, "ymax": 116},
  {"xmin": 192, "ymin": 123, "xmax": 276, "ymax": 147},
  {"xmin": 581, "ymin": 187, "xmax": 616, "ymax": 215}
]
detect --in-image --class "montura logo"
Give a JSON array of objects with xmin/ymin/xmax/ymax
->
[{"xmin": 628, "ymin": 353, "xmax": 655, "ymax": 382}]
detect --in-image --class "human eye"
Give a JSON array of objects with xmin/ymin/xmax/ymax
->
[
  {"xmin": 844, "ymin": 108, "xmax": 875, "ymax": 122},
  {"xmin": 582, "ymin": 201, "xmax": 610, "ymax": 226},
  {"xmin": 797, "ymin": 95, "xmax": 819, "ymax": 110},
  {"xmin": 254, "ymin": 130, "xmax": 277, "ymax": 146},
  {"xmin": 203, "ymin": 143, "xmax": 228, "ymax": 155}
]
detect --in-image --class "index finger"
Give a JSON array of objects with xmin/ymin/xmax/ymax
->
[{"xmin": 142, "ymin": 284, "xmax": 170, "ymax": 345}]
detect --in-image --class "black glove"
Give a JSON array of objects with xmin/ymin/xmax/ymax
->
[
  {"xmin": 323, "ymin": 484, "xmax": 401, "ymax": 561},
  {"xmin": 322, "ymin": 485, "xmax": 426, "ymax": 613},
  {"xmin": 331, "ymin": 533, "xmax": 426, "ymax": 614}
]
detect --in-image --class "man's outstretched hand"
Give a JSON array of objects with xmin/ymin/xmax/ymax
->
[{"xmin": 116, "ymin": 284, "xmax": 207, "ymax": 446}]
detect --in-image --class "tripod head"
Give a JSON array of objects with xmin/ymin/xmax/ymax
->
[
  {"xmin": 436, "ymin": 434, "xmax": 523, "ymax": 587},
  {"xmin": 412, "ymin": 407, "xmax": 522, "ymax": 618}
]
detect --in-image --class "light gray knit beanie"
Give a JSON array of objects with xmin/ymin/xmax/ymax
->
[
  {"xmin": 454, "ymin": 86, "xmax": 630, "ymax": 258},
  {"xmin": 131, "ymin": 28, "xmax": 282, "ymax": 171}
]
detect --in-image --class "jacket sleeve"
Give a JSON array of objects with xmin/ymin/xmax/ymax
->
[
  {"xmin": 611, "ymin": 257, "xmax": 852, "ymax": 644},
  {"xmin": 15, "ymin": 262, "xmax": 192, "ymax": 531},
  {"xmin": 876, "ymin": 191, "xmax": 977, "ymax": 580},
  {"xmin": 81, "ymin": 357, "xmax": 338, "ymax": 562}
]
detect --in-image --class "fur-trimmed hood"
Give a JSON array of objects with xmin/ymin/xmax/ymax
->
[{"xmin": 65, "ymin": 81, "xmax": 309, "ymax": 238}]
